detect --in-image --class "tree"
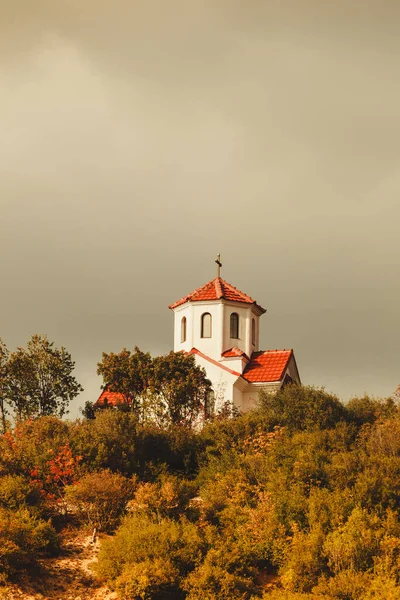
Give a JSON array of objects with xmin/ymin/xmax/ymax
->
[
  {"xmin": 65, "ymin": 470, "xmax": 135, "ymax": 531},
  {"xmin": 80, "ymin": 400, "xmax": 96, "ymax": 420},
  {"xmin": 346, "ymin": 395, "xmax": 397, "ymax": 426},
  {"xmin": 259, "ymin": 384, "xmax": 346, "ymax": 432},
  {"xmin": 5, "ymin": 334, "xmax": 83, "ymax": 419},
  {"xmin": 151, "ymin": 352, "xmax": 212, "ymax": 427},
  {"xmin": 97, "ymin": 346, "xmax": 153, "ymax": 417},
  {"xmin": 97, "ymin": 348, "xmax": 212, "ymax": 427}
]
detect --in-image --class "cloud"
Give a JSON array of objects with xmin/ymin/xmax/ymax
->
[{"xmin": 0, "ymin": 0, "xmax": 399, "ymax": 414}]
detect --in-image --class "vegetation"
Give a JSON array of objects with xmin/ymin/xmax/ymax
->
[
  {"xmin": 0, "ymin": 339, "xmax": 399, "ymax": 598},
  {"xmin": 97, "ymin": 347, "xmax": 212, "ymax": 426},
  {"xmin": 0, "ymin": 335, "xmax": 83, "ymax": 426}
]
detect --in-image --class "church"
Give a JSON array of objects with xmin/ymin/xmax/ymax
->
[
  {"xmin": 96, "ymin": 257, "xmax": 301, "ymax": 414},
  {"xmin": 168, "ymin": 257, "xmax": 301, "ymax": 413}
]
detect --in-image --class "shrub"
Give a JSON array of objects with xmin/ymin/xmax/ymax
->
[
  {"xmin": 259, "ymin": 385, "xmax": 346, "ymax": 432},
  {"xmin": 346, "ymin": 396, "xmax": 397, "ymax": 427},
  {"xmin": 69, "ymin": 410, "xmax": 138, "ymax": 474},
  {"xmin": 115, "ymin": 557, "xmax": 180, "ymax": 599},
  {"xmin": 65, "ymin": 470, "xmax": 136, "ymax": 532},
  {"xmin": 182, "ymin": 548, "xmax": 257, "ymax": 599},
  {"xmin": 95, "ymin": 513, "xmax": 206, "ymax": 589},
  {"xmin": 0, "ymin": 417, "xmax": 70, "ymax": 478},
  {"xmin": 0, "ymin": 474, "xmax": 41, "ymax": 510},
  {"xmin": 128, "ymin": 474, "xmax": 195, "ymax": 521},
  {"xmin": 323, "ymin": 508, "xmax": 383, "ymax": 574},
  {"xmin": 279, "ymin": 526, "xmax": 326, "ymax": 592},
  {"xmin": 0, "ymin": 507, "xmax": 59, "ymax": 577},
  {"xmin": 313, "ymin": 570, "xmax": 372, "ymax": 599}
]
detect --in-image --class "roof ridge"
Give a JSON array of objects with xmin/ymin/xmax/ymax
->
[
  {"xmin": 219, "ymin": 278, "xmax": 255, "ymax": 303},
  {"xmin": 214, "ymin": 277, "xmax": 224, "ymax": 298},
  {"xmin": 221, "ymin": 346, "xmax": 250, "ymax": 360},
  {"xmin": 258, "ymin": 348, "xmax": 293, "ymax": 353},
  {"xmin": 169, "ymin": 276, "xmax": 266, "ymax": 312}
]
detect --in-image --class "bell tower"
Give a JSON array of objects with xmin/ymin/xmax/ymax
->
[{"xmin": 169, "ymin": 257, "xmax": 266, "ymax": 363}]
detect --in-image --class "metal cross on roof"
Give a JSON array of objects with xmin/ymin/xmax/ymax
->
[{"xmin": 215, "ymin": 253, "xmax": 222, "ymax": 277}]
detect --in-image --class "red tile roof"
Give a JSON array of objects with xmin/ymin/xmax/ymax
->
[
  {"xmin": 96, "ymin": 389, "xmax": 126, "ymax": 407},
  {"xmin": 222, "ymin": 347, "xmax": 249, "ymax": 359},
  {"xmin": 169, "ymin": 277, "xmax": 266, "ymax": 313},
  {"xmin": 243, "ymin": 349, "xmax": 292, "ymax": 383},
  {"xmin": 189, "ymin": 348, "xmax": 242, "ymax": 377}
]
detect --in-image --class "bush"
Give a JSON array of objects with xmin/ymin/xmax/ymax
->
[
  {"xmin": 259, "ymin": 385, "xmax": 346, "ymax": 432},
  {"xmin": 69, "ymin": 410, "xmax": 138, "ymax": 474},
  {"xmin": 0, "ymin": 417, "xmax": 70, "ymax": 478},
  {"xmin": 346, "ymin": 396, "xmax": 397, "ymax": 427},
  {"xmin": 0, "ymin": 507, "xmax": 59, "ymax": 577},
  {"xmin": 182, "ymin": 548, "xmax": 257, "ymax": 599},
  {"xmin": 70, "ymin": 413, "xmax": 200, "ymax": 479},
  {"xmin": 95, "ymin": 513, "xmax": 206, "ymax": 593},
  {"xmin": 115, "ymin": 557, "xmax": 180, "ymax": 599},
  {"xmin": 0, "ymin": 474, "xmax": 41, "ymax": 510},
  {"xmin": 65, "ymin": 469, "xmax": 136, "ymax": 532},
  {"xmin": 323, "ymin": 508, "xmax": 383, "ymax": 574},
  {"xmin": 128, "ymin": 474, "xmax": 195, "ymax": 521},
  {"xmin": 279, "ymin": 526, "xmax": 326, "ymax": 592}
]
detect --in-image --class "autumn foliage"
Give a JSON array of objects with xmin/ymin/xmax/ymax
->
[{"xmin": 0, "ymin": 382, "xmax": 399, "ymax": 600}]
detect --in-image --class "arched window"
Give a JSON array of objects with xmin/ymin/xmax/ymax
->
[
  {"xmin": 252, "ymin": 318, "xmax": 256, "ymax": 345},
  {"xmin": 201, "ymin": 313, "xmax": 212, "ymax": 338},
  {"xmin": 181, "ymin": 316, "xmax": 187, "ymax": 343},
  {"xmin": 230, "ymin": 313, "xmax": 239, "ymax": 339}
]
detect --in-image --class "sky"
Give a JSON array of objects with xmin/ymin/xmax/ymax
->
[{"xmin": 1, "ymin": 0, "xmax": 399, "ymax": 418}]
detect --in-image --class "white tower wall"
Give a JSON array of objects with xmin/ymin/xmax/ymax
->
[{"xmin": 173, "ymin": 300, "xmax": 262, "ymax": 361}]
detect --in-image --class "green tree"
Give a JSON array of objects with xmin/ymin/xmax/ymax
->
[
  {"xmin": 346, "ymin": 395, "xmax": 397, "ymax": 426},
  {"xmin": 259, "ymin": 384, "xmax": 346, "ymax": 432},
  {"xmin": 5, "ymin": 335, "xmax": 83, "ymax": 419},
  {"xmin": 151, "ymin": 352, "xmax": 212, "ymax": 427},
  {"xmin": 97, "ymin": 348, "xmax": 212, "ymax": 427},
  {"xmin": 80, "ymin": 400, "xmax": 96, "ymax": 420},
  {"xmin": 97, "ymin": 346, "xmax": 153, "ymax": 417}
]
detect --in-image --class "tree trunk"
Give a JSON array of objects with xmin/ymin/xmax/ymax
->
[{"xmin": 0, "ymin": 397, "xmax": 6, "ymax": 433}]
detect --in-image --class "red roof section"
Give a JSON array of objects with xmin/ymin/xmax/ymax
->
[
  {"xmin": 189, "ymin": 348, "xmax": 242, "ymax": 377},
  {"xmin": 222, "ymin": 347, "xmax": 249, "ymax": 359},
  {"xmin": 243, "ymin": 350, "xmax": 292, "ymax": 383},
  {"xmin": 169, "ymin": 277, "xmax": 266, "ymax": 313},
  {"xmin": 96, "ymin": 389, "xmax": 126, "ymax": 407}
]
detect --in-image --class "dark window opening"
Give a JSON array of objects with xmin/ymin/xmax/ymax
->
[
  {"xmin": 181, "ymin": 317, "xmax": 187, "ymax": 343},
  {"xmin": 230, "ymin": 313, "xmax": 239, "ymax": 339},
  {"xmin": 201, "ymin": 313, "xmax": 212, "ymax": 338}
]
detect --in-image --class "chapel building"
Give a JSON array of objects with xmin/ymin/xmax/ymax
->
[
  {"xmin": 168, "ymin": 264, "xmax": 301, "ymax": 413},
  {"xmin": 96, "ymin": 261, "xmax": 301, "ymax": 413}
]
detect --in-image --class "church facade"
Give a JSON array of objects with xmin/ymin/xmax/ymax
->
[{"xmin": 169, "ymin": 273, "xmax": 301, "ymax": 413}]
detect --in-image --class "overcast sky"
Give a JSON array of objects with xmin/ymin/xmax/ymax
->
[{"xmin": 1, "ymin": 0, "xmax": 399, "ymax": 417}]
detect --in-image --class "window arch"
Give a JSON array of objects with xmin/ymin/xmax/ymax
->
[
  {"xmin": 181, "ymin": 316, "xmax": 187, "ymax": 343},
  {"xmin": 201, "ymin": 313, "xmax": 212, "ymax": 338},
  {"xmin": 252, "ymin": 318, "xmax": 256, "ymax": 345},
  {"xmin": 230, "ymin": 313, "xmax": 239, "ymax": 339}
]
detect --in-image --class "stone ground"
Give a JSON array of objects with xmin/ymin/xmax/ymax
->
[{"xmin": 0, "ymin": 528, "xmax": 117, "ymax": 600}]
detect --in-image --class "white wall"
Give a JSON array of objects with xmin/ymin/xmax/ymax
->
[
  {"xmin": 222, "ymin": 302, "xmax": 260, "ymax": 357},
  {"xmin": 242, "ymin": 382, "xmax": 280, "ymax": 412},
  {"xmin": 173, "ymin": 300, "xmax": 263, "ymax": 362},
  {"xmin": 173, "ymin": 301, "xmax": 223, "ymax": 361},
  {"xmin": 194, "ymin": 353, "xmax": 240, "ymax": 411}
]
